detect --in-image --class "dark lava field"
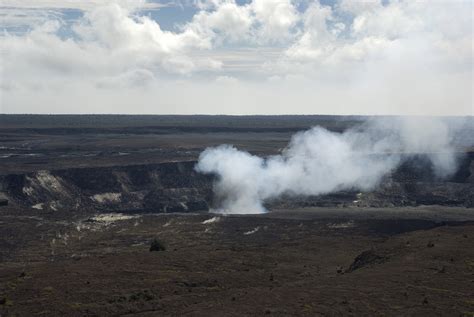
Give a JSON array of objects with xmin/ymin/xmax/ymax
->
[{"xmin": 0, "ymin": 115, "xmax": 473, "ymax": 316}]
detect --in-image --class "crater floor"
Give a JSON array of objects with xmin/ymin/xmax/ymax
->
[{"xmin": 1, "ymin": 207, "xmax": 474, "ymax": 316}]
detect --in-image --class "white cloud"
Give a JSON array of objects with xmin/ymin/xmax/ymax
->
[
  {"xmin": 1, "ymin": 2, "xmax": 219, "ymax": 85},
  {"xmin": 338, "ymin": 0, "xmax": 382, "ymax": 15},
  {"xmin": 281, "ymin": 1, "xmax": 472, "ymax": 67},
  {"xmin": 74, "ymin": 4, "xmax": 210, "ymax": 52},
  {"xmin": 0, "ymin": 0, "xmax": 472, "ymax": 115},
  {"xmin": 0, "ymin": 8, "xmax": 64, "ymax": 30},
  {"xmin": 251, "ymin": 0, "xmax": 299, "ymax": 43},
  {"xmin": 187, "ymin": 1, "xmax": 253, "ymax": 44},
  {"xmin": 283, "ymin": 2, "xmax": 335, "ymax": 61},
  {"xmin": 0, "ymin": 0, "xmax": 167, "ymax": 11},
  {"xmin": 185, "ymin": 0, "xmax": 299, "ymax": 45}
]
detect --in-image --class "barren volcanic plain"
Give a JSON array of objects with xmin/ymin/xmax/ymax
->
[{"xmin": 1, "ymin": 115, "xmax": 473, "ymax": 316}]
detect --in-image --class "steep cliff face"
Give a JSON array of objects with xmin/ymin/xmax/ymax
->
[
  {"xmin": 0, "ymin": 161, "xmax": 212, "ymax": 213},
  {"xmin": 361, "ymin": 153, "xmax": 474, "ymax": 208},
  {"xmin": 0, "ymin": 154, "xmax": 472, "ymax": 213},
  {"xmin": 268, "ymin": 153, "xmax": 474, "ymax": 209}
]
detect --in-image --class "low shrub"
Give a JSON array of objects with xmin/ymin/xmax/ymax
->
[{"xmin": 149, "ymin": 238, "xmax": 166, "ymax": 252}]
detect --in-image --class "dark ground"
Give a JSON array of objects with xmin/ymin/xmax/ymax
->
[
  {"xmin": 0, "ymin": 115, "xmax": 473, "ymax": 316},
  {"xmin": 1, "ymin": 115, "xmax": 471, "ymax": 174},
  {"xmin": 0, "ymin": 115, "xmax": 364, "ymax": 174},
  {"xmin": 1, "ymin": 207, "xmax": 473, "ymax": 316}
]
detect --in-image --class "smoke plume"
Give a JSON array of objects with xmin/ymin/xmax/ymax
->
[{"xmin": 195, "ymin": 117, "xmax": 465, "ymax": 214}]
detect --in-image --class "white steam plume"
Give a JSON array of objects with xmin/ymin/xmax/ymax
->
[{"xmin": 195, "ymin": 117, "xmax": 466, "ymax": 214}]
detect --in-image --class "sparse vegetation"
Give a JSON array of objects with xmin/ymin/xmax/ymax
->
[
  {"xmin": 149, "ymin": 238, "xmax": 166, "ymax": 252},
  {"xmin": 0, "ymin": 297, "xmax": 13, "ymax": 306}
]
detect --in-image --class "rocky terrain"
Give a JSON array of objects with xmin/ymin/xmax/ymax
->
[
  {"xmin": 0, "ymin": 161, "xmax": 213, "ymax": 214},
  {"xmin": 0, "ymin": 153, "xmax": 472, "ymax": 214},
  {"xmin": 1, "ymin": 207, "xmax": 473, "ymax": 316},
  {"xmin": 0, "ymin": 115, "xmax": 473, "ymax": 316}
]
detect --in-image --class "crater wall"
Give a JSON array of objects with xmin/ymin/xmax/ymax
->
[{"xmin": 0, "ymin": 153, "xmax": 472, "ymax": 213}]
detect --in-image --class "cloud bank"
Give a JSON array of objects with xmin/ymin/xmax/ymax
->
[
  {"xmin": 1, "ymin": 0, "xmax": 472, "ymax": 114},
  {"xmin": 195, "ymin": 117, "xmax": 465, "ymax": 214}
]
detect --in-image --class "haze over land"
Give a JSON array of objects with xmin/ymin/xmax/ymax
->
[{"xmin": 1, "ymin": 0, "xmax": 472, "ymax": 115}]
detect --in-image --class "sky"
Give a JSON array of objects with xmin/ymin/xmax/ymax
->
[{"xmin": 0, "ymin": 0, "xmax": 472, "ymax": 115}]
